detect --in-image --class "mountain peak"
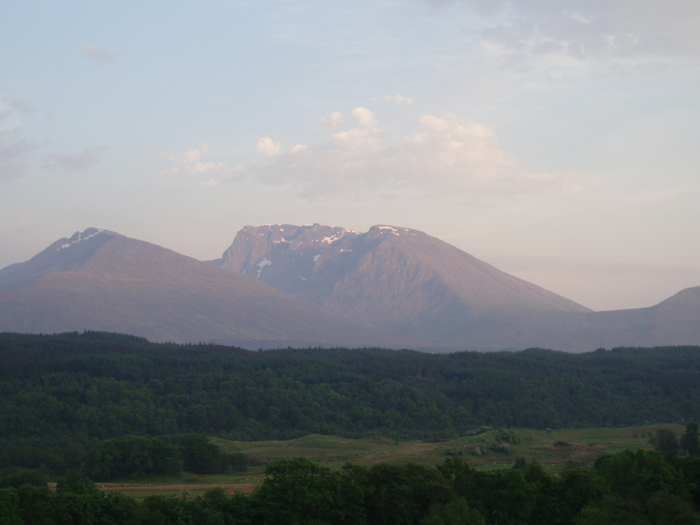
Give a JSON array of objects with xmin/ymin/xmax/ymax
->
[{"xmin": 52, "ymin": 227, "xmax": 109, "ymax": 251}]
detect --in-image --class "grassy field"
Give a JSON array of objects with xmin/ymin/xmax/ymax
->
[{"xmin": 98, "ymin": 423, "xmax": 685, "ymax": 499}]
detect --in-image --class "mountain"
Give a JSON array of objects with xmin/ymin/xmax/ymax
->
[
  {"xmin": 217, "ymin": 224, "xmax": 593, "ymax": 349},
  {"xmin": 4, "ymin": 225, "xmax": 698, "ymax": 352},
  {"xmin": 553, "ymin": 286, "xmax": 700, "ymax": 351},
  {"xmin": 0, "ymin": 228, "xmax": 400, "ymax": 348}
]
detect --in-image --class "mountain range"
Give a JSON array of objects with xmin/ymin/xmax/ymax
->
[
  {"xmin": 1, "ymin": 224, "xmax": 699, "ymax": 352},
  {"xmin": 0, "ymin": 228, "xmax": 398, "ymax": 348}
]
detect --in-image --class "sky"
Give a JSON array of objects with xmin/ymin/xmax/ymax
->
[{"xmin": 1, "ymin": 0, "xmax": 699, "ymax": 311}]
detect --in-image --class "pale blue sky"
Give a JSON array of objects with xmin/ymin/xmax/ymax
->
[{"xmin": 2, "ymin": 0, "xmax": 699, "ymax": 310}]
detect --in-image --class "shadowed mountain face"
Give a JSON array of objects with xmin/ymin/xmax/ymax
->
[
  {"xmin": 0, "ymin": 228, "xmax": 401, "ymax": 348},
  {"xmin": 219, "ymin": 224, "xmax": 594, "ymax": 348}
]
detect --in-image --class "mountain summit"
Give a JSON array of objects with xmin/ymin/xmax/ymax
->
[{"xmin": 218, "ymin": 224, "xmax": 591, "ymax": 348}]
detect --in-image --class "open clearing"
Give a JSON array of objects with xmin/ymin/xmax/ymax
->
[{"xmin": 100, "ymin": 423, "xmax": 684, "ymax": 499}]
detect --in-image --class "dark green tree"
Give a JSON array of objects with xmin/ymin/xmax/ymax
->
[
  {"xmin": 596, "ymin": 450, "xmax": 689, "ymax": 503},
  {"xmin": 0, "ymin": 488, "xmax": 23, "ymax": 525},
  {"xmin": 650, "ymin": 428, "xmax": 679, "ymax": 454},
  {"xmin": 646, "ymin": 491, "xmax": 700, "ymax": 525},
  {"xmin": 575, "ymin": 495, "xmax": 651, "ymax": 525},
  {"xmin": 254, "ymin": 457, "xmax": 366, "ymax": 525},
  {"xmin": 681, "ymin": 423, "xmax": 700, "ymax": 456},
  {"xmin": 422, "ymin": 498, "xmax": 486, "ymax": 525},
  {"xmin": 180, "ymin": 434, "xmax": 222, "ymax": 474}
]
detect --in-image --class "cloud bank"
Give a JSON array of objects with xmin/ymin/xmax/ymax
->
[
  {"xmin": 422, "ymin": 0, "xmax": 700, "ymax": 78},
  {"xmin": 251, "ymin": 109, "xmax": 595, "ymax": 199}
]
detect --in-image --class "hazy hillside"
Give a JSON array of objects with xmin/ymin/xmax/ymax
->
[
  {"xmin": 218, "ymin": 224, "xmax": 590, "ymax": 348},
  {"xmin": 0, "ymin": 228, "xmax": 399, "ymax": 348}
]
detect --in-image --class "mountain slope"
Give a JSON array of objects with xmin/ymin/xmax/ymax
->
[
  {"xmin": 217, "ymin": 224, "xmax": 700, "ymax": 351},
  {"xmin": 0, "ymin": 228, "xmax": 400, "ymax": 348},
  {"xmin": 218, "ymin": 224, "xmax": 591, "ymax": 348}
]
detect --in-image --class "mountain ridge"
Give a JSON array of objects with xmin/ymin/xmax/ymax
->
[
  {"xmin": 0, "ymin": 228, "xmax": 402, "ymax": 349},
  {"xmin": 217, "ymin": 223, "xmax": 592, "ymax": 347},
  {"xmin": 2, "ymin": 224, "xmax": 699, "ymax": 352}
]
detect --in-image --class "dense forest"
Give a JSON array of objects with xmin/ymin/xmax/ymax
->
[
  {"xmin": 2, "ymin": 332, "xmax": 700, "ymax": 472},
  {"xmin": 3, "ymin": 450, "xmax": 700, "ymax": 524}
]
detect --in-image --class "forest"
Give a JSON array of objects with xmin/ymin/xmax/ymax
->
[
  {"xmin": 3, "ymin": 450, "xmax": 700, "ymax": 524},
  {"xmin": 2, "ymin": 332, "xmax": 700, "ymax": 473}
]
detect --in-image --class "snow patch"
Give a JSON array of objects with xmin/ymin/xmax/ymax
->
[
  {"xmin": 300, "ymin": 276, "xmax": 307, "ymax": 281},
  {"xmin": 313, "ymin": 254, "xmax": 321, "ymax": 262},
  {"xmin": 57, "ymin": 229, "xmax": 105, "ymax": 251},
  {"xmin": 377, "ymin": 226, "xmax": 398, "ymax": 235},
  {"xmin": 256, "ymin": 257, "xmax": 272, "ymax": 279},
  {"xmin": 322, "ymin": 232, "xmax": 345, "ymax": 244}
]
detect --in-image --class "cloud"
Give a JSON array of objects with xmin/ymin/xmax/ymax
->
[
  {"xmin": 79, "ymin": 43, "xmax": 117, "ymax": 66},
  {"xmin": 0, "ymin": 127, "xmax": 37, "ymax": 181},
  {"xmin": 165, "ymin": 143, "xmax": 242, "ymax": 179},
  {"xmin": 290, "ymin": 144, "xmax": 308, "ymax": 154},
  {"xmin": 256, "ymin": 137, "xmax": 282, "ymax": 156},
  {"xmin": 199, "ymin": 179, "xmax": 217, "ymax": 187},
  {"xmin": 384, "ymin": 94, "xmax": 414, "ymax": 106},
  {"xmin": 0, "ymin": 95, "xmax": 35, "ymax": 123},
  {"xmin": 43, "ymin": 147, "xmax": 103, "ymax": 172},
  {"xmin": 352, "ymin": 107, "xmax": 378, "ymax": 128},
  {"xmin": 178, "ymin": 143, "xmax": 208, "ymax": 164},
  {"xmin": 250, "ymin": 113, "xmax": 596, "ymax": 198},
  {"xmin": 420, "ymin": 0, "xmax": 700, "ymax": 77},
  {"xmin": 317, "ymin": 111, "xmax": 346, "ymax": 129},
  {"xmin": 187, "ymin": 161, "xmax": 243, "ymax": 176}
]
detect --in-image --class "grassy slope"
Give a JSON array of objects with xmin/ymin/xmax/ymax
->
[{"xmin": 96, "ymin": 424, "xmax": 684, "ymax": 499}]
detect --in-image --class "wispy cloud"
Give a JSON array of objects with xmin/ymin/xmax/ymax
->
[
  {"xmin": 79, "ymin": 43, "xmax": 117, "ymax": 66},
  {"xmin": 384, "ymin": 94, "xmax": 414, "ymax": 106},
  {"xmin": 0, "ymin": 95, "xmax": 35, "ymax": 123},
  {"xmin": 0, "ymin": 127, "xmax": 38, "ymax": 181},
  {"xmin": 166, "ymin": 143, "xmax": 243, "ymax": 185},
  {"xmin": 43, "ymin": 147, "xmax": 103, "ymax": 172},
  {"xmin": 421, "ymin": 0, "xmax": 700, "ymax": 78}
]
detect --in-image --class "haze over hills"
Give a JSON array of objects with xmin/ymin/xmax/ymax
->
[
  {"xmin": 1, "ymin": 225, "xmax": 699, "ymax": 352},
  {"xmin": 0, "ymin": 228, "xmax": 400, "ymax": 348}
]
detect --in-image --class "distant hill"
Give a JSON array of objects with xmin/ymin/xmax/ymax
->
[
  {"xmin": 553, "ymin": 286, "xmax": 700, "ymax": 351},
  {"xmin": 0, "ymin": 228, "xmax": 399, "ymax": 348}
]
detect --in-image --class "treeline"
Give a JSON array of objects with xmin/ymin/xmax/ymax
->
[
  {"xmin": 3, "ymin": 332, "xmax": 700, "ymax": 470},
  {"xmin": 83, "ymin": 434, "xmax": 248, "ymax": 481},
  {"xmin": 3, "ymin": 450, "xmax": 700, "ymax": 524}
]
